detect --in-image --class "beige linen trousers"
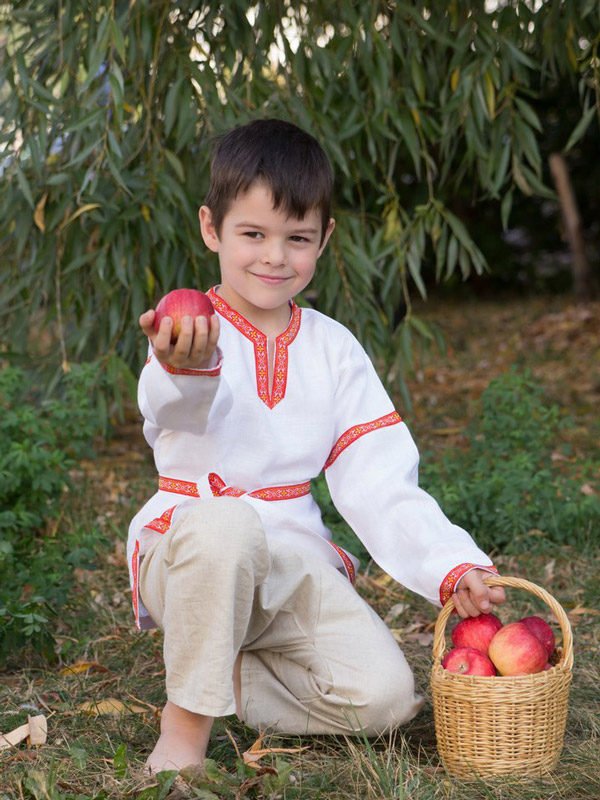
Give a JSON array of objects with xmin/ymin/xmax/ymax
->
[{"xmin": 139, "ymin": 497, "xmax": 424, "ymax": 735}]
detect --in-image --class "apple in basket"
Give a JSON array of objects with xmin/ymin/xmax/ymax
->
[
  {"xmin": 519, "ymin": 615, "xmax": 556, "ymax": 658},
  {"xmin": 442, "ymin": 646, "xmax": 497, "ymax": 676},
  {"xmin": 488, "ymin": 621, "xmax": 548, "ymax": 676},
  {"xmin": 154, "ymin": 288, "xmax": 214, "ymax": 342},
  {"xmin": 451, "ymin": 612, "xmax": 503, "ymax": 655}
]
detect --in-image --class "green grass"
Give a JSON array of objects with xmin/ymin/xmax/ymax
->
[
  {"xmin": 1, "ymin": 294, "xmax": 599, "ymax": 799},
  {"xmin": 1, "ymin": 520, "xmax": 598, "ymax": 799}
]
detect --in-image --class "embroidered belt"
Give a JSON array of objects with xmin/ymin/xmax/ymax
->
[
  {"xmin": 133, "ymin": 472, "xmax": 355, "ymax": 627},
  {"xmin": 158, "ymin": 473, "xmax": 312, "ymax": 502}
]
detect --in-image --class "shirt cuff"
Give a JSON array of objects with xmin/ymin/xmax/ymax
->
[
  {"xmin": 158, "ymin": 348, "xmax": 223, "ymax": 377},
  {"xmin": 439, "ymin": 563, "xmax": 499, "ymax": 607}
]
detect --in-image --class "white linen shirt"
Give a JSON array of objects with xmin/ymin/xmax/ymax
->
[{"xmin": 127, "ymin": 288, "xmax": 494, "ymax": 629}]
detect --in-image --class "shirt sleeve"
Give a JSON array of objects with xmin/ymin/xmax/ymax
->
[
  {"xmin": 138, "ymin": 345, "xmax": 222, "ymax": 443},
  {"xmin": 323, "ymin": 333, "xmax": 494, "ymax": 606}
]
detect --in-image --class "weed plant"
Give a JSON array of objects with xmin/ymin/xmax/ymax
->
[
  {"xmin": 420, "ymin": 369, "xmax": 599, "ymax": 553},
  {"xmin": 0, "ymin": 365, "xmax": 105, "ymax": 665}
]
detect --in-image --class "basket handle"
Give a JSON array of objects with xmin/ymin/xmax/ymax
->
[{"xmin": 432, "ymin": 575, "xmax": 574, "ymax": 670}]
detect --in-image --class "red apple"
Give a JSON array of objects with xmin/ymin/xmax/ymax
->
[
  {"xmin": 153, "ymin": 288, "xmax": 214, "ymax": 342},
  {"xmin": 488, "ymin": 621, "xmax": 547, "ymax": 676},
  {"xmin": 451, "ymin": 613, "xmax": 503, "ymax": 655},
  {"xmin": 519, "ymin": 615, "xmax": 556, "ymax": 658},
  {"xmin": 442, "ymin": 647, "xmax": 497, "ymax": 676}
]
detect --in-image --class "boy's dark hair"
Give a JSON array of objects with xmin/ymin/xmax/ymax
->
[{"xmin": 205, "ymin": 119, "xmax": 334, "ymax": 243}]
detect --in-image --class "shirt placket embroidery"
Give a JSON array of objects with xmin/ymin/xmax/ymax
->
[{"xmin": 207, "ymin": 287, "xmax": 301, "ymax": 409}]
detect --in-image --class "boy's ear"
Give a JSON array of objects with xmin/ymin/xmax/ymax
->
[
  {"xmin": 318, "ymin": 217, "xmax": 336, "ymax": 256},
  {"xmin": 199, "ymin": 206, "xmax": 220, "ymax": 253}
]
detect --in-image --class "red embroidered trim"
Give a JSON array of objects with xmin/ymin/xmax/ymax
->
[
  {"xmin": 207, "ymin": 473, "xmax": 245, "ymax": 497},
  {"xmin": 207, "ymin": 287, "xmax": 301, "ymax": 409},
  {"xmin": 158, "ymin": 474, "xmax": 311, "ymax": 502},
  {"xmin": 439, "ymin": 563, "xmax": 499, "ymax": 606},
  {"xmin": 131, "ymin": 540, "xmax": 140, "ymax": 628},
  {"xmin": 329, "ymin": 542, "xmax": 356, "ymax": 584},
  {"xmin": 271, "ymin": 309, "xmax": 301, "ymax": 406},
  {"xmin": 158, "ymin": 477, "xmax": 199, "ymax": 498},
  {"xmin": 145, "ymin": 505, "xmax": 177, "ymax": 533},
  {"xmin": 250, "ymin": 483, "xmax": 311, "ymax": 501},
  {"xmin": 143, "ymin": 353, "xmax": 221, "ymax": 376},
  {"xmin": 324, "ymin": 411, "xmax": 402, "ymax": 469},
  {"xmin": 161, "ymin": 360, "xmax": 221, "ymax": 377}
]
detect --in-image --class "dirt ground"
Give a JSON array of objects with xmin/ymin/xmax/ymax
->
[{"xmin": 403, "ymin": 293, "xmax": 600, "ymax": 451}]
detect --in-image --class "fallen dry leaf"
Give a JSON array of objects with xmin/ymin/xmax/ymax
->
[
  {"xmin": 544, "ymin": 559, "xmax": 556, "ymax": 583},
  {"xmin": 551, "ymin": 451, "xmax": 573, "ymax": 463},
  {"xmin": 390, "ymin": 629, "xmax": 434, "ymax": 646},
  {"xmin": 126, "ymin": 693, "xmax": 160, "ymax": 714},
  {"xmin": 76, "ymin": 698, "xmax": 148, "ymax": 716},
  {"xmin": 431, "ymin": 426, "xmax": 463, "ymax": 436},
  {"xmin": 59, "ymin": 661, "xmax": 109, "ymax": 676},
  {"xmin": 404, "ymin": 631, "xmax": 434, "ymax": 647},
  {"xmin": 384, "ymin": 602, "xmax": 409, "ymax": 623},
  {"xmin": 242, "ymin": 735, "xmax": 307, "ymax": 770},
  {"xmin": 567, "ymin": 605, "xmax": 600, "ymax": 617}
]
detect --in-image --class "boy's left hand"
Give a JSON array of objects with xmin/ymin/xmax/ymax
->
[{"xmin": 453, "ymin": 569, "xmax": 506, "ymax": 618}]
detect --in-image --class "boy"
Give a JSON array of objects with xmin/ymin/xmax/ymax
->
[{"xmin": 130, "ymin": 119, "xmax": 505, "ymax": 773}]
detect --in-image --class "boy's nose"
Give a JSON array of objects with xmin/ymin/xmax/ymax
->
[{"xmin": 261, "ymin": 243, "xmax": 286, "ymax": 266}]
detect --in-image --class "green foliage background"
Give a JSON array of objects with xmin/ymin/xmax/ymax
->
[
  {"xmin": 419, "ymin": 369, "xmax": 600, "ymax": 554},
  {"xmin": 0, "ymin": 365, "xmax": 105, "ymax": 664},
  {"xmin": 1, "ymin": 1, "xmax": 598, "ymax": 401}
]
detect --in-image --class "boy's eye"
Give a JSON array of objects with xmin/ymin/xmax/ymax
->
[
  {"xmin": 243, "ymin": 231, "xmax": 263, "ymax": 239},
  {"xmin": 290, "ymin": 235, "xmax": 310, "ymax": 243}
]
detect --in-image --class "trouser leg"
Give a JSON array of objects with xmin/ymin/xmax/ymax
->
[
  {"xmin": 139, "ymin": 501, "xmax": 423, "ymax": 734},
  {"xmin": 138, "ymin": 498, "xmax": 270, "ymax": 718},
  {"xmin": 239, "ymin": 540, "xmax": 424, "ymax": 736}
]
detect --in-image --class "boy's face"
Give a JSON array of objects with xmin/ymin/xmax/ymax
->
[{"xmin": 199, "ymin": 182, "xmax": 334, "ymax": 328}]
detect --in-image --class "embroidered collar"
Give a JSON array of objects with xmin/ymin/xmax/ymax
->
[{"xmin": 207, "ymin": 287, "xmax": 302, "ymax": 409}]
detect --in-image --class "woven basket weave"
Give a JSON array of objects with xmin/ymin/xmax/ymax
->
[{"xmin": 430, "ymin": 576, "xmax": 573, "ymax": 779}]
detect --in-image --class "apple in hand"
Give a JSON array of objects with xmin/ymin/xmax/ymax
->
[
  {"xmin": 153, "ymin": 288, "xmax": 214, "ymax": 342},
  {"xmin": 488, "ymin": 621, "xmax": 547, "ymax": 676},
  {"xmin": 519, "ymin": 615, "xmax": 556, "ymax": 658},
  {"xmin": 451, "ymin": 613, "xmax": 503, "ymax": 655},
  {"xmin": 442, "ymin": 647, "xmax": 497, "ymax": 676}
]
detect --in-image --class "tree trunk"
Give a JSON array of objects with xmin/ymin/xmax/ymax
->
[{"xmin": 549, "ymin": 152, "xmax": 597, "ymax": 301}]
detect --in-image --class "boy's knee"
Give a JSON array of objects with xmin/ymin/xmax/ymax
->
[
  {"xmin": 169, "ymin": 498, "xmax": 267, "ymax": 566},
  {"xmin": 351, "ymin": 660, "xmax": 424, "ymax": 735}
]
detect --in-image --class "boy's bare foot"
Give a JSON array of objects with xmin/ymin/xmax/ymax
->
[{"xmin": 145, "ymin": 701, "xmax": 214, "ymax": 774}]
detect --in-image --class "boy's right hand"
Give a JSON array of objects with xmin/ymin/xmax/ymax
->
[{"xmin": 139, "ymin": 309, "xmax": 220, "ymax": 370}]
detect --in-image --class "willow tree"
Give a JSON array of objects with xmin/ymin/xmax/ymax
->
[{"xmin": 1, "ymin": 0, "xmax": 598, "ymax": 404}]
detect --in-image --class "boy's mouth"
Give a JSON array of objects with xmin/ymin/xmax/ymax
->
[{"xmin": 251, "ymin": 273, "xmax": 291, "ymax": 285}]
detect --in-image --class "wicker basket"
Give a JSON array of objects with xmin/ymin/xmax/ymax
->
[{"xmin": 430, "ymin": 575, "xmax": 573, "ymax": 779}]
